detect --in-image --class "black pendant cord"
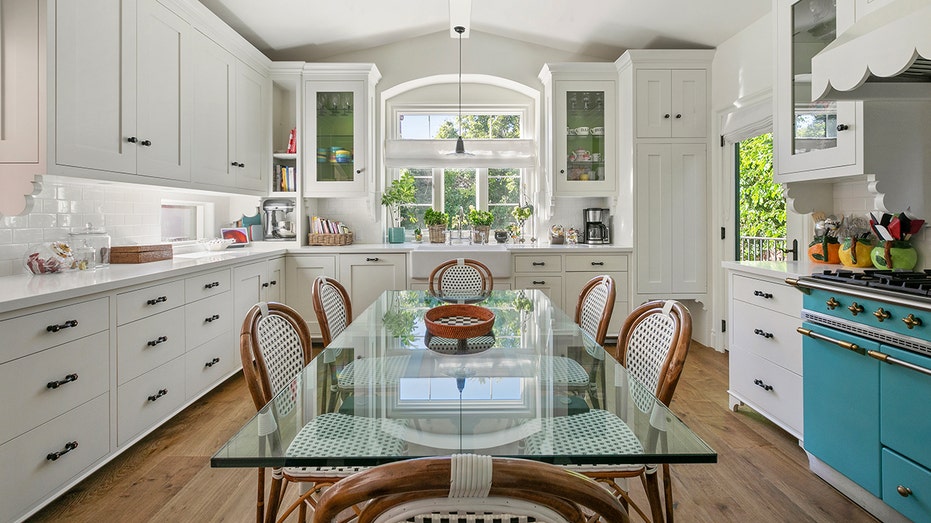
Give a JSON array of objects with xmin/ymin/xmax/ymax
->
[{"xmin": 455, "ymin": 25, "xmax": 466, "ymax": 154}]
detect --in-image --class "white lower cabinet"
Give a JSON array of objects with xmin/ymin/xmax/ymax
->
[
  {"xmin": 117, "ymin": 307, "xmax": 186, "ymax": 385},
  {"xmin": 726, "ymin": 270, "xmax": 804, "ymax": 440},
  {"xmin": 514, "ymin": 276, "xmax": 563, "ymax": 306},
  {"xmin": 0, "ymin": 394, "xmax": 110, "ymax": 523},
  {"xmin": 233, "ymin": 256, "xmax": 286, "ymax": 324},
  {"xmin": 339, "ymin": 253, "xmax": 407, "ymax": 320},
  {"xmin": 285, "ymin": 255, "xmax": 337, "ymax": 338},
  {"xmin": 185, "ymin": 333, "xmax": 235, "ymax": 399},
  {"xmin": 117, "ymin": 356, "xmax": 186, "ymax": 446},
  {"xmin": 513, "ymin": 254, "xmax": 564, "ymax": 310}
]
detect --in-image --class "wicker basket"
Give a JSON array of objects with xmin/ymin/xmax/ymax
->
[
  {"xmin": 428, "ymin": 225, "xmax": 447, "ymax": 243},
  {"xmin": 424, "ymin": 304, "xmax": 495, "ymax": 339},
  {"xmin": 307, "ymin": 232, "xmax": 354, "ymax": 246}
]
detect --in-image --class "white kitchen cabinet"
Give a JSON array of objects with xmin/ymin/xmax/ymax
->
[
  {"xmin": 233, "ymin": 256, "xmax": 286, "ymax": 323},
  {"xmin": 233, "ymin": 60, "xmax": 269, "ymax": 191},
  {"xmin": 726, "ymin": 270, "xmax": 804, "ymax": 440},
  {"xmin": 0, "ymin": 0, "xmax": 45, "ymax": 217},
  {"xmin": 338, "ymin": 253, "xmax": 407, "ymax": 319},
  {"xmin": 539, "ymin": 64, "xmax": 617, "ymax": 197},
  {"xmin": 563, "ymin": 254, "xmax": 630, "ymax": 336},
  {"xmin": 54, "ymin": 0, "xmax": 191, "ymax": 182},
  {"xmin": 285, "ymin": 255, "xmax": 337, "ymax": 338},
  {"xmin": 513, "ymin": 254, "xmax": 564, "ymax": 310},
  {"xmin": 635, "ymin": 69, "xmax": 707, "ymax": 139},
  {"xmin": 303, "ymin": 64, "xmax": 380, "ymax": 197},
  {"xmin": 634, "ymin": 143, "xmax": 707, "ymax": 296}
]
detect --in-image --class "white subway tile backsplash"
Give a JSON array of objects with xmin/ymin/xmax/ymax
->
[
  {"xmin": 0, "ymin": 230, "xmax": 11, "ymax": 244},
  {"xmin": 28, "ymin": 213, "xmax": 57, "ymax": 229}
]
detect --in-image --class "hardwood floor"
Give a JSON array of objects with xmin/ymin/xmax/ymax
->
[{"xmin": 29, "ymin": 343, "xmax": 879, "ymax": 523}]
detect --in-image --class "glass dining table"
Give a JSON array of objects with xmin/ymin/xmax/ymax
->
[{"xmin": 212, "ymin": 289, "xmax": 715, "ymax": 471}]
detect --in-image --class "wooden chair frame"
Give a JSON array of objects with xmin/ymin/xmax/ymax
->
[
  {"xmin": 312, "ymin": 276, "xmax": 353, "ymax": 347},
  {"xmin": 312, "ymin": 455, "xmax": 631, "ymax": 523},
  {"xmin": 573, "ymin": 274, "xmax": 616, "ymax": 346},
  {"xmin": 427, "ymin": 258, "xmax": 494, "ymax": 296}
]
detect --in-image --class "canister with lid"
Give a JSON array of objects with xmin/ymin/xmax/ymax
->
[{"xmin": 68, "ymin": 223, "xmax": 111, "ymax": 268}]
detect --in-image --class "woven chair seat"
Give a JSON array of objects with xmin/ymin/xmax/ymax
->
[
  {"xmin": 337, "ymin": 355, "xmax": 411, "ymax": 388},
  {"xmin": 524, "ymin": 409, "xmax": 643, "ymax": 459},
  {"xmin": 546, "ymin": 356, "xmax": 591, "ymax": 388},
  {"xmin": 286, "ymin": 412, "xmax": 407, "ymax": 458}
]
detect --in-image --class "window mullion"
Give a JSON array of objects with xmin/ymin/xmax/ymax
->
[{"xmin": 477, "ymin": 168, "xmax": 489, "ymax": 210}]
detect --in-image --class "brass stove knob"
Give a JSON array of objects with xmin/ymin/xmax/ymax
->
[
  {"xmin": 847, "ymin": 302, "xmax": 864, "ymax": 316},
  {"xmin": 873, "ymin": 308, "xmax": 891, "ymax": 322},
  {"xmin": 902, "ymin": 314, "xmax": 923, "ymax": 330},
  {"xmin": 826, "ymin": 297, "xmax": 840, "ymax": 310}
]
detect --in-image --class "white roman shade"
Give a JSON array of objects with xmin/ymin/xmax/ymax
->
[{"xmin": 384, "ymin": 138, "xmax": 536, "ymax": 168}]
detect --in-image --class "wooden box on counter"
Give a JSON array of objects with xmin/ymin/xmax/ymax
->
[{"xmin": 110, "ymin": 244, "xmax": 173, "ymax": 264}]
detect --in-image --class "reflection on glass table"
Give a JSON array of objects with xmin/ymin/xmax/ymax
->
[{"xmin": 212, "ymin": 290, "xmax": 715, "ymax": 470}]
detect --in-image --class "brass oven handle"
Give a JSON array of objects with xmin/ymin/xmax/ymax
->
[
  {"xmin": 797, "ymin": 327, "xmax": 865, "ymax": 355},
  {"xmin": 867, "ymin": 351, "xmax": 931, "ymax": 378}
]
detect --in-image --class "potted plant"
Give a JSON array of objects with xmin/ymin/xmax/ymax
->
[
  {"xmin": 424, "ymin": 208, "xmax": 449, "ymax": 243},
  {"xmin": 467, "ymin": 206, "xmax": 495, "ymax": 243},
  {"xmin": 511, "ymin": 204, "xmax": 534, "ymax": 243},
  {"xmin": 381, "ymin": 172, "xmax": 415, "ymax": 243}
]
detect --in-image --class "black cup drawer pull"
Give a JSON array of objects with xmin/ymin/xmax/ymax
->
[
  {"xmin": 47, "ymin": 320, "xmax": 78, "ymax": 333},
  {"xmin": 147, "ymin": 388, "xmax": 168, "ymax": 402},
  {"xmin": 46, "ymin": 441, "xmax": 79, "ymax": 461},
  {"xmin": 532, "ymin": 261, "xmax": 545, "ymax": 266},
  {"xmin": 204, "ymin": 357, "xmax": 221, "ymax": 368},
  {"xmin": 753, "ymin": 328, "xmax": 774, "ymax": 339},
  {"xmin": 47, "ymin": 373, "xmax": 79, "ymax": 389},
  {"xmin": 147, "ymin": 336, "xmax": 168, "ymax": 347},
  {"xmin": 204, "ymin": 281, "xmax": 220, "ymax": 289},
  {"xmin": 205, "ymin": 314, "xmax": 220, "ymax": 323},
  {"xmin": 146, "ymin": 296, "xmax": 168, "ymax": 306},
  {"xmin": 590, "ymin": 261, "xmax": 604, "ymax": 266},
  {"xmin": 753, "ymin": 379, "xmax": 774, "ymax": 391},
  {"xmin": 753, "ymin": 290, "xmax": 773, "ymax": 299}
]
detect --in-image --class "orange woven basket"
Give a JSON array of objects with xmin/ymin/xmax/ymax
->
[{"xmin": 424, "ymin": 304, "xmax": 495, "ymax": 339}]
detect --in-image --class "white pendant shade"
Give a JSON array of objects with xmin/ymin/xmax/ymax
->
[{"xmin": 385, "ymin": 138, "xmax": 536, "ymax": 168}]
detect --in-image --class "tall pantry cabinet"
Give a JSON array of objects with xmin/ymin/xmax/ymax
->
[{"xmin": 617, "ymin": 50, "xmax": 713, "ymax": 300}]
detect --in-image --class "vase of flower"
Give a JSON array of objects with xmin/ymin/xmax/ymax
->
[{"xmin": 381, "ymin": 172, "xmax": 415, "ymax": 244}]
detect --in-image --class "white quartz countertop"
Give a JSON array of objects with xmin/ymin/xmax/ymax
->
[
  {"xmin": 0, "ymin": 241, "xmax": 632, "ymax": 315},
  {"xmin": 722, "ymin": 259, "xmax": 844, "ymax": 280}
]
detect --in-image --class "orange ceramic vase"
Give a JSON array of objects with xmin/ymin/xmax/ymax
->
[{"xmin": 808, "ymin": 238, "xmax": 841, "ymax": 264}]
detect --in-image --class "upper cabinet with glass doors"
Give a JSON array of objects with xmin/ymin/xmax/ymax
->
[
  {"xmin": 303, "ymin": 64, "xmax": 381, "ymax": 197},
  {"xmin": 774, "ymin": 0, "xmax": 858, "ymax": 182},
  {"xmin": 539, "ymin": 64, "xmax": 617, "ymax": 197}
]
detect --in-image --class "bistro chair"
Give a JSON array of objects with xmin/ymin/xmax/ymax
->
[
  {"xmin": 428, "ymin": 258, "xmax": 493, "ymax": 298},
  {"xmin": 312, "ymin": 276, "xmax": 352, "ymax": 347},
  {"xmin": 241, "ymin": 302, "xmax": 403, "ymax": 523},
  {"xmin": 574, "ymin": 274, "xmax": 616, "ymax": 346},
  {"xmin": 312, "ymin": 454, "xmax": 631, "ymax": 523}
]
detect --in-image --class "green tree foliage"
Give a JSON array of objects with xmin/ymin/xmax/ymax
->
[
  {"xmin": 738, "ymin": 133, "xmax": 786, "ymax": 239},
  {"xmin": 435, "ymin": 115, "xmax": 521, "ymax": 139}
]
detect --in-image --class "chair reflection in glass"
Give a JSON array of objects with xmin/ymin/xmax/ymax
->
[
  {"xmin": 312, "ymin": 454, "xmax": 631, "ymax": 523},
  {"xmin": 428, "ymin": 258, "xmax": 493, "ymax": 300}
]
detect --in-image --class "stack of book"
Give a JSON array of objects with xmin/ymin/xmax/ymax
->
[{"xmin": 273, "ymin": 164, "xmax": 296, "ymax": 192}]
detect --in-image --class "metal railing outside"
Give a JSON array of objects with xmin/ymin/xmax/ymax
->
[{"xmin": 739, "ymin": 236, "xmax": 787, "ymax": 261}]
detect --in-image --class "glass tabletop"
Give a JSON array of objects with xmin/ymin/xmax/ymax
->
[{"xmin": 212, "ymin": 290, "xmax": 716, "ymax": 468}]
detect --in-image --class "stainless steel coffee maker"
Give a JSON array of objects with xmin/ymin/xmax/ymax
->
[
  {"xmin": 263, "ymin": 199, "xmax": 296, "ymax": 240},
  {"xmin": 583, "ymin": 208, "xmax": 610, "ymax": 244}
]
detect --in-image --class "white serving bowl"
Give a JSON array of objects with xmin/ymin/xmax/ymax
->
[{"xmin": 203, "ymin": 238, "xmax": 235, "ymax": 251}]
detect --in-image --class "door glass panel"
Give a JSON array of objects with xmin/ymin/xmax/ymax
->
[
  {"xmin": 316, "ymin": 91, "xmax": 355, "ymax": 182},
  {"xmin": 566, "ymin": 90, "xmax": 606, "ymax": 183},
  {"xmin": 792, "ymin": 0, "xmax": 838, "ymax": 156}
]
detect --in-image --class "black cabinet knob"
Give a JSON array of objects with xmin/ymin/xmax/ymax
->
[
  {"xmin": 140, "ymin": 139, "xmax": 152, "ymax": 146},
  {"xmin": 127, "ymin": 136, "xmax": 138, "ymax": 143},
  {"xmin": 663, "ymin": 114, "xmax": 670, "ymax": 119},
  {"xmin": 675, "ymin": 114, "xmax": 682, "ymax": 119},
  {"xmin": 836, "ymin": 123, "xmax": 849, "ymax": 132}
]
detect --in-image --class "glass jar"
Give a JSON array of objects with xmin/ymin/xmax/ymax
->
[{"xmin": 68, "ymin": 223, "xmax": 111, "ymax": 268}]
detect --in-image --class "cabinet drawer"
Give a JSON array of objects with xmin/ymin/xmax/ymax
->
[
  {"xmin": 184, "ymin": 268, "xmax": 231, "ymax": 303},
  {"xmin": 565, "ymin": 254, "xmax": 627, "ymax": 272},
  {"xmin": 515, "ymin": 276, "xmax": 563, "ymax": 308},
  {"xmin": 117, "ymin": 307, "xmax": 186, "ymax": 385},
  {"xmin": 185, "ymin": 333, "xmax": 235, "ymax": 399},
  {"xmin": 0, "ymin": 297, "xmax": 109, "ymax": 364},
  {"xmin": 732, "ymin": 274, "xmax": 800, "ymax": 317},
  {"xmin": 0, "ymin": 393, "xmax": 110, "ymax": 523},
  {"xmin": 732, "ymin": 303, "xmax": 802, "ymax": 374},
  {"xmin": 514, "ymin": 255, "xmax": 562, "ymax": 273},
  {"xmin": 117, "ymin": 280, "xmax": 185, "ymax": 325},
  {"xmin": 729, "ymin": 349, "xmax": 802, "ymax": 434},
  {"xmin": 185, "ymin": 292, "xmax": 233, "ymax": 349},
  {"xmin": 117, "ymin": 357, "xmax": 186, "ymax": 446},
  {"xmin": 0, "ymin": 331, "xmax": 109, "ymax": 445},
  {"xmin": 882, "ymin": 448, "xmax": 931, "ymax": 523}
]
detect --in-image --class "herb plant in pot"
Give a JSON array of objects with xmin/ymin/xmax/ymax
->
[
  {"xmin": 381, "ymin": 172, "xmax": 415, "ymax": 243},
  {"xmin": 424, "ymin": 208, "xmax": 449, "ymax": 243},
  {"xmin": 467, "ymin": 206, "xmax": 495, "ymax": 243}
]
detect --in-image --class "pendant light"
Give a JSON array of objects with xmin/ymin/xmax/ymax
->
[{"xmin": 454, "ymin": 25, "xmax": 467, "ymax": 155}]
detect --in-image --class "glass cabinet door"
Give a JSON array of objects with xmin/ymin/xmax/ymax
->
[
  {"xmin": 555, "ymin": 80, "xmax": 616, "ymax": 195},
  {"xmin": 775, "ymin": 0, "xmax": 856, "ymax": 180},
  {"xmin": 305, "ymin": 80, "xmax": 366, "ymax": 195}
]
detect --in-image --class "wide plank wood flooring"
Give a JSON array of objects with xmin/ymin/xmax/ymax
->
[{"xmin": 29, "ymin": 343, "xmax": 879, "ymax": 522}]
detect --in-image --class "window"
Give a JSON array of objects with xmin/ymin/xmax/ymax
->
[
  {"xmin": 160, "ymin": 200, "xmax": 212, "ymax": 242},
  {"xmin": 393, "ymin": 109, "xmax": 527, "ymax": 230}
]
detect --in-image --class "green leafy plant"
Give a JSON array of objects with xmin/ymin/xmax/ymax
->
[
  {"xmin": 511, "ymin": 204, "xmax": 533, "ymax": 222},
  {"xmin": 424, "ymin": 208, "xmax": 449, "ymax": 227},
  {"xmin": 381, "ymin": 172, "xmax": 416, "ymax": 227},
  {"xmin": 467, "ymin": 206, "xmax": 495, "ymax": 227}
]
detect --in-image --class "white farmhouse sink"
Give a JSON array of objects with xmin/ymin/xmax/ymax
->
[{"xmin": 409, "ymin": 243, "xmax": 511, "ymax": 279}]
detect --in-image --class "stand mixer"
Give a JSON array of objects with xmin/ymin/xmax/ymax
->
[{"xmin": 263, "ymin": 200, "xmax": 296, "ymax": 240}]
